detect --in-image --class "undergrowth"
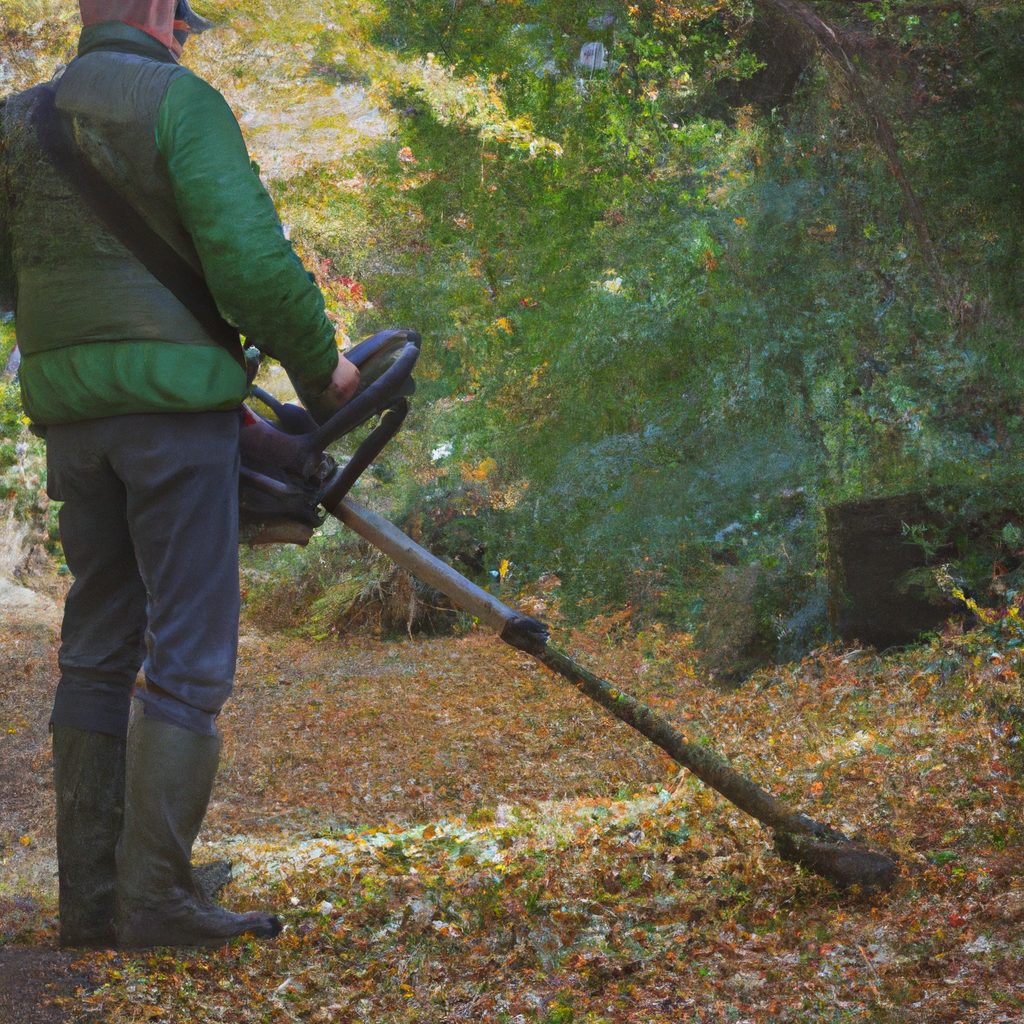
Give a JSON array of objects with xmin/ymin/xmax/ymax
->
[{"xmin": 2, "ymin": 0, "xmax": 1023, "ymax": 668}]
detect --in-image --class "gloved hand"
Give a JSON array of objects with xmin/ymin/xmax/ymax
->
[{"xmin": 292, "ymin": 351, "xmax": 360, "ymax": 424}]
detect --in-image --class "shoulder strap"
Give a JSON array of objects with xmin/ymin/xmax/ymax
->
[{"xmin": 32, "ymin": 80, "xmax": 246, "ymax": 371}]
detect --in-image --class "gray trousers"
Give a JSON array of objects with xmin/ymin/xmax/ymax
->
[{"xmin": 45, "ymin": 411, "xmax": 240, "ymax": 737}]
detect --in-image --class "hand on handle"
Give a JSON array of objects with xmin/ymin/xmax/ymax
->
[
  {"xmin": 325, "ymin": 352, "xmax": 361, "ymax": 404},
  {"xmin": 301, "ymin": 351, "xmax": 360, "ymax": 423}
]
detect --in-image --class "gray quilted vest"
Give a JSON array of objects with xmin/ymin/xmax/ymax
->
[{"xmin": 3, "ymin": 37, "xmax": 212, "ymax": 359}]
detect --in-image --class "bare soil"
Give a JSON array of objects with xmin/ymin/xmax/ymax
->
[{"xmin": 0, "ymin": 948, "xmax": 96, "ymax": 1024}]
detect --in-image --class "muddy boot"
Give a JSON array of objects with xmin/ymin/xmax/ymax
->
[
  {"xmin": 115, "ymin": 705, "xmax": 281, "ymax": 949},
  {"xmin": 52, "ymin": 726, "xmax": 126, "ymax": 949}
]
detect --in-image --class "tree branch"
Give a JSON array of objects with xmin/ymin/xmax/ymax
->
[{"xmin": 759, "ymin": 0, "xmax": 965, "ymax": 318}]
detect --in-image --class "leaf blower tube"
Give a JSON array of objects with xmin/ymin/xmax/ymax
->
[
  {"xmin": 246, "ymin": 327, "xmax": 899, "ymax": 894},
  {"xmin": 326, "ymin": 494, "xmax": 898, "ymax": 894}
]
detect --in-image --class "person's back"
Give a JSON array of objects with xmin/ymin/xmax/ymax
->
[
  {"xmin": 5, "ymin": 40, "xmax": 246, "ymax": 424},
  {"xmin": 2, "ymin": 5, "xmax": 351, "ymax": 424}
]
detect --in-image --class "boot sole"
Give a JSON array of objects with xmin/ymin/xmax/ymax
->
[{"xmin": 117, "ymin": 912, "xmax": 283, "ymax": 950}]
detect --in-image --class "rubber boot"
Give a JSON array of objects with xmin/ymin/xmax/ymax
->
[
  {"xmin": 52, "ymin": 726, "xmax": 126, "ymax": 949},
  {"xmin": 115, "ymin": 704, "xmax": 282, "ymax": 949}
]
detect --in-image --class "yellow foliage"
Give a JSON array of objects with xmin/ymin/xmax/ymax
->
[
  {"xmin": 461, "ymin": 457, "xmax": 497, "ymax": 482},
  {"xmin": 951, "ymin": 586, "xmax": 999, "ymax": 626},
  {"xmin": 0, "ymin": 0, "xmax": 72, "ymax": 34}
]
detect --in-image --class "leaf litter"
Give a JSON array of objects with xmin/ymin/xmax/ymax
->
[{"xmin": 2, "ymin": 607, "xmax": 1023, "ymax": 1023}]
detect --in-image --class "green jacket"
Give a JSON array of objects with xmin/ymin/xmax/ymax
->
[{"xmin": 0, "ymin": 22, "xmax": 338, "ymax": 425}]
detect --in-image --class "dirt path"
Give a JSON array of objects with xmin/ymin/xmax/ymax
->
[
  {"xmin": 0, "ymin": 948, "xmax": 96, "ymax": 1024},
  {"xmin": 0, "ymin": 602, "xmax": 662, "ymax": 1022},
  {"xmin": 0, "ymin": 611, "xmax": 663, "ymax": 885}
]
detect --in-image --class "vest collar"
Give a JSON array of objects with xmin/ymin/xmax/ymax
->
[{"xmin": 77, "ymin": 22, "xmax": 178, "ymax": 63}]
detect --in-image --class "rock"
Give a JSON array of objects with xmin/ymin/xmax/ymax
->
[
  {"xmin": 826, "ymin": 492, "xmax": 957, "ymax": 648},
  {"xmin": 578, "ymin": 42, "xmax": 606, "ymax": 72},
  {"xmin": 0, "ymin": 577, "xmax": 59, "ymax": 622},
  {"xmin": 3, "ymin": 343, "xmax": 19, "ymax": 377}
]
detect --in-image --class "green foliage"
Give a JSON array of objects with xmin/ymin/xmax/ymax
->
[
  {"xmin": 377, "ymin": 0, "xmax": 760, "ymax": 170},
  {"xmin": 0, "ymin": 322, "xmax": 56, "ymax": 555},
  {"xmin": 325, "ymin": 0, "xmax": 1024, "ymax": 649},
  {"xmin": 241, "ymin": 519, "xmax": 366, "ymax": 632},
  {"xmin": 0, "ymin": 321, "xmax": 22, "ymax": 458},
  {"xmin": 5, "ymin": 0, "xmax": 1024, "ymax": 663}
]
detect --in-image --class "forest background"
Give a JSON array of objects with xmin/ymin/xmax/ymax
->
[
  {"xmin": 1, "ymin": 1, "xmax": 1024, "ymax": 1022},
  {"xmin": 2, "ymin": 0, "xmax": 1024, "ymax": 671}
]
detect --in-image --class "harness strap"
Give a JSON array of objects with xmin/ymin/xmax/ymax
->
[{"xmin": 32, "ymin": 79, "xmax": 246, "ymax": 371}]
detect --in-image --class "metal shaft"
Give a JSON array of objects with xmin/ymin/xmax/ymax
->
[
  {"xmin": 330, "ymin": 497, "xmax": 518, "ymax": 633},
  {"xmin": 327, "ymin": 495, "xmax": 898, "ymax": 891}
]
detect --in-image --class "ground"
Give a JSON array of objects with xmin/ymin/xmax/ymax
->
[{"xmin": 1, "ymin": 588, "xmax": 1023, "ymax": 1023}]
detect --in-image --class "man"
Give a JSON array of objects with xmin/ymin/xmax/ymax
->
[{"xmin": 0, "ymin": 0, "xmax": 358, "ymax": 948}]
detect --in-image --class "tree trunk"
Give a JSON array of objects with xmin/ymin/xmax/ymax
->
[
  {"xmin": 759, "ymin": 0, "xmax": 963, "ymax": 317},
  {"xmin": 826, "ymin": 491, "xmax": 958, "ymax": 647}
]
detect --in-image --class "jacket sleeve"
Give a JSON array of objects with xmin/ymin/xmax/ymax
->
[
  {"xmin": 0, "ymin": 101, "xmax": 16, "ymax": 314},
  {"xmin": 154, "ymin": 73, "xmax": 337, "ymax": 391}
]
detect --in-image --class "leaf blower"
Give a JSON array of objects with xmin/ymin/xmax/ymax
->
[{"xmin": 240, "ymin": 329, "xmax": 899, "ymax": 894}]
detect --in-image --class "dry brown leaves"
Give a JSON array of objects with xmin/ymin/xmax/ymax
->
[{"xmin": 2, "ymin": 610, "xmax": 1022, "ymax": 1023}]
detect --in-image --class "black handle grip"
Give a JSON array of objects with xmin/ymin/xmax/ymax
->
[
  {"xmin": 320, "ymin": 400, "xmax": 410, "ymax": 508},
  {"xmin": 307, "ymin": 335, "xmax": 420, "ymax": 453},
  {"xmin": 345, "ymin": 327, "xmax": 419, "ymax": 371}
]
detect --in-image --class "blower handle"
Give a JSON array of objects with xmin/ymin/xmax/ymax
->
[{"xmin": 306, "ymin": 328, "xmax": 421, "ymax": 454}]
